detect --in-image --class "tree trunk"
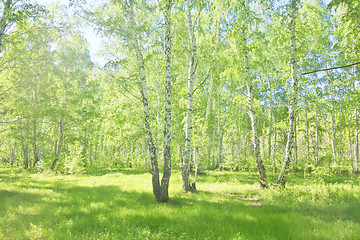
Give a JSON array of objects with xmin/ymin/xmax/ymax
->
[
  {"xmin": 272, "ymin": 126, "xmax": 277, "ymax": 173},
  {"xmin": 294, "ymin": 113, "xmax": 298, "ymax": 165},
  {"xmin": 277, "ymin": 0, "xmax": 298, "ymax": 187},
  {"xmin": 20, "ymin": 120, "xmax": 29, "ymax": 169},
  {"xmin": 347, "ymin": 106, "xmax": 352, "ymax": 160},
  {"xmin": 182, "ymin": 0, "xmax": 197, "ymax": 192},
  {"xmin": 51, "ymin": 120, "xmax": 63, "ymax": 170},
  {"xmin": 339, "ymin": 104, "xmax": 342, "ymax": 163},
  {"xmin": 354, "ymin": 106, "xmax": 359, "ymax": 173},
  {"xmin": 305, "ymin": 104, "xmax": 310, "ymax": 165},
  {"xmin": 217, "ymin": 98, "xmax": 222, "ymax": 168},
  {"xmin": 320, "ymin": 110, "xmax": 336, "ymax": 167},
  {"xmin": 212, "ymin": 126, "xmax": 216, "ymax": 167},
  {"xmin": 32, "ymin": 120, "xmax": 39, "ymax": 168},
  {"xmin": 241, "ymin": 1, "xmax": 266, "ymax": 187},
  {"xmin": 268, "ymin": 78, "xmax": 276, "ymax": 173},
  {"xmin": 159, "ymin": 0, "xmax": 173, "ymax": 202},
  {"xmin": 315, "ymin": 100, "xmax": 319, "ymax": 164},
  {"xmin": 126, "ymin": 2, "xmax": 161, "ymax": 200},
  {"xmin": 331, "ymin": 100, "xmax": 337, "ymax": 167},
  {"xmin": 263, "ymin": 120, "xmax": 266, "ymax": 162}
]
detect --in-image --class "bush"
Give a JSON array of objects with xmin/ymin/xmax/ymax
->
[{"xmin": 64, "ymin": 141, "xmax": 86, "ymax": 174}]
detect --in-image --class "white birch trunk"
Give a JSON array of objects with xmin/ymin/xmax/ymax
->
[
  {"xmin": 346, "ymin": 106, "xmax": 352, "ymax": 160},
  {"xmin": 159, "ymin": 0, "xmax": 172, "ymax": 202},
  {"xmin": 315, "ymin": 100, "xmax": 319, "ymax": 164},
  {"xmin": 182, "ymin": 0, "xmax": 197, "ymax": 192},
  {"xmin": 126, "ymin": 1, "xmax": 161, "ymax": 199},
  {"xmin": 241, "ymin": 1, "xmax": 266, "ymax": 187},
  {"xmin": 354, "ymin": 106, "xmax": 358, "ymax": 173},
  {"xmin": 277, "ymin": 0, "xmax": 298, "ymax": 186},
  {"xmin": 339, "ymin": 104, "xmax": 342, "ymax": 162}
]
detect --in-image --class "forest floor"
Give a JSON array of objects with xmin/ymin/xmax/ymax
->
[{"xmin": 0, "ymin": 167, "xmax": 359, "ymax": 240}]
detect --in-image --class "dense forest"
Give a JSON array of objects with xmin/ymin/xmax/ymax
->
[{"xmin": 0, "ymin": 0, "xmax": 359, "ymax": 202}]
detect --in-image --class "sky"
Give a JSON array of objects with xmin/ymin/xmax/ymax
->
[{"xmin": 35, "ymin": 0, "xmax": 106, "ymax": 65}]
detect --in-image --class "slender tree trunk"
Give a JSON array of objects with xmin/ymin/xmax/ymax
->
[
  {"xmin": 212, "ymin": 126, "xmax": 216, "ymax": 167},
  {"xmin": 263, "ymin": 120, "xmax": 266, "ymax": 162},
  {"xmin": 268, "ymin": 78, "xmax": 276, "ymax": 173},
  {"xmin": 354, "ymin": 106, "xmax": 359, "ymax": 173},
  {"xmin": 320, "ymin": 109, "xmax": 336, "ymax": 167},
  {"xmin": 21, "ymin": 120, "xmax": 30, "ymax": 169},
  {"xmin": 273, "ymin": 126, "xmax": 277, "ymax": 173},
  {"xmin": 305, "ymin": 105, "xmax": 310, "ymax": 165},
  {"xmin": 179, "ymin": 129, "xmax": 182, "ymax": 167},
  {"xmin": 126, "ymin": 2, "xmax": 161, "ymax": 200},
  {"xmin": 315, "ymin": 100, "xmax": 319, "ymax": 164},
  {"xmin": 182, "ymin": 0, "xmax": 197, "ymax": 192},
  {"xmin": 217, "ymin": 98, "xmax": 222, "ymax": 168},
  {"xmin": 277, "ymin": 0, "xmax": 298, "ymax": 186},
  {"xmin": 51, "ymin": 120, "xmax": 63, "ymax": 170},
  {"xmin": 32, "ymin": 83, "xmax": 39, "ymax": 168},
  {"xmin": 331, "ymin": 101, "xmax": 337, "ymax": 167},
  {"xmin": 196, "ymin": 71, "xmax": 215, "ymax": 185},
  {"xmin": 347, "ymin": 106, "xmax": 352, "ymax": 160},
  {"xmin": 294, "ymin": 113, "xmax": 298, "ymax": 165},
  {"xmin": 240, "ymin": 1, "xmax": 266, "ymax": 187},
  {"xmin": 339, "ymin": 104, "xmax": 342, "ymax": 163}
]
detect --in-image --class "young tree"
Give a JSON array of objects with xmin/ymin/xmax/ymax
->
[
  {"xmin": 277, "ymin": 0, "xmax": 299, "ymax": 187},
  {"xmin": 181, "ymin": 0, "xmax": 198, "ymax": 192},
  {"xmin": 239, "ymin": 0, "xmax": 266, "ymax": 188}
]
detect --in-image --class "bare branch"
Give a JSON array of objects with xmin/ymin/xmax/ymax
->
[
  {"xmin": 193, "ymin": 0, "xmax": 205, "ymax": 33},
  {"xmin": 0, "ymin": 85, "xmax": 15, "ymax": 98},
  {"xmin": 97, "ymin": 66, "xmax": 142, "ymax": 102},
  {"xmin": 0, "ymin": 116, "xmax": 27, "ymax": 124},
  {"xmin": 302, "ymin": 61, "xmax": 360, "ymax": 76},
  {"xmin": 193, "ymin": 68, "xmax": 212, "ymax": 94}
]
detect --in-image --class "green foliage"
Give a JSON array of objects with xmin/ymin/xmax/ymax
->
[{"xmin": 63, "ymin": 142, "xmax": 86, "ymax": 175}]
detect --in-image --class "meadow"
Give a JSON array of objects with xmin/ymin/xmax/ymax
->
[{"xmin": 0, "ymin": 167, "xmax": 359, "ymax": 240}]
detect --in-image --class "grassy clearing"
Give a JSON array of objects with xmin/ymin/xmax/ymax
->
[{"xmin": 0, "ymin": 167, "xmax": 359, "ymax": 240}]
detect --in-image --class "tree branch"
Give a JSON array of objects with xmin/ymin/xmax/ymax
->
[
  {"xmin": 0, "ymin": 85, "xmax": 15, "ymax": 98},
  {"xmin": 98, "ymin": 66, "xmax": 142, "ymax": 102},
  {"xmin": 193, "ymin": 0, "xmax": 204, "ymax": 33},
  {"xmin": 193, "ymin": 68, "xmax": 212, "ymax": 95},
  {"xmin": 0, "ymin": 116, "xmax": 27, "ymax": 124},
  {"xmin": 302, "ymin": 61, "xmax": 360, "ymax": 76}
]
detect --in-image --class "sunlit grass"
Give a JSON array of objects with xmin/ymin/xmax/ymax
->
[{"xmin": 0, "ymin": 167, "xmax": 359, "ymax": 239}]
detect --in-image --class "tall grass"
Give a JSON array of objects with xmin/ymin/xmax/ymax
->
[{"xmin": 0, "ymin": 167, "xmax": 359, "ymax": 239}]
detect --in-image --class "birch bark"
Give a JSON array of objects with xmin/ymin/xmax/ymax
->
[
  {"xmin": 125, "ymin": 0, "xmax": 174, "ymax": 201},
  {"xmin": 346, "ymin": 106, "xmax": 352, "ymax": 159},
  {"xmin": 315, "ymin": 100, "xmax": 319, "ymax": 164},
  {"xmin": 354, "ymin": 106, "xmax": 358, "ymax": 173},
  {"xmin": 277, "ymin": 0, "xmax": 299, "ymax": 186},
  {"xmin": 182, "ymin": 0, "xmax": 197, "ymax": 192},
  {"xmin": 160, "ymin": 0, "xmax": 173, "ymax": 202},
  {"xmin": 240, "ymin": 0, "xmax": 266, "ymax": 187}
]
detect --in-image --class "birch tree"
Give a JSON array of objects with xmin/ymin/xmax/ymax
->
[
  {"xmin": 239, "ymin": 0, "xmax": 266, "ymax": 188},
  {"xmin": 277, "ymin": 0, "xmax": 299, "ymax": 186},
  {"xmin": 182, "ymin": 0, "xmax": 197, "ymax": 192},
  {"xmin": 122, "ymin": 0, "xmax": 172, "ymax": 201}
]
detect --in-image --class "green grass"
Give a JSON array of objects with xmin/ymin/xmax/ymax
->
[{"xmin": 0, "ymin": 167, "xmax": 359, "ymax": 240}]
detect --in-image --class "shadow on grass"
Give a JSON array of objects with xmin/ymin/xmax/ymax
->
[{"xmin": 1, "ymin": 169, "xmax": 359, "ymax": 239}]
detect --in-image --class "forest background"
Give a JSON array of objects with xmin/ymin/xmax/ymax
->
[{"xmin": 0, "ymin": 0, "xmax": 359, "ymax": 199}]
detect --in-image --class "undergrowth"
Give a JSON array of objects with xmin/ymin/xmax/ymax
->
[{"xmin": 0, "ymin": 167, "xmax": 359, "ymax": 239}]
